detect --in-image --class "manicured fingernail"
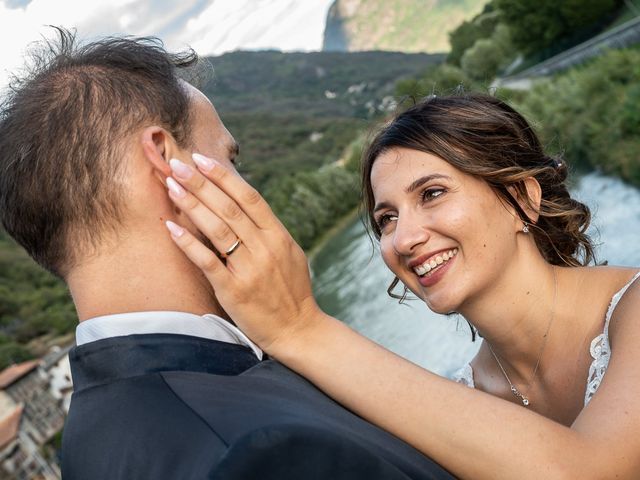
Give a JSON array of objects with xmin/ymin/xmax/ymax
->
[
  {"xmin": 169, "ymin": 158, "xmax": 193, "ymax": 180},
  {"xmin": 166, "ymin": 177, "xmax": 186, "ymax": 198},
  {"xmin": 192, "ymin": 153, "xmax": 215, "ymax": 172},
  {"xmin": 165, "ymin": 220, "xmax": 185, "ymax": 238}
]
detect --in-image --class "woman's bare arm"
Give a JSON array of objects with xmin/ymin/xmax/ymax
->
[{"xmin": 164, "ymin": 155, "xmax": 640, "ymax": 479}]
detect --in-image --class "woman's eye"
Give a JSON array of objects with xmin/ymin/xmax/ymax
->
[
  {"xmin": 376, "ymin": 213, "xmax": 397, "ymax": 229},
  {"xmin": 421, "ymin": 188, "xmax": 446, "ymax": 202}
]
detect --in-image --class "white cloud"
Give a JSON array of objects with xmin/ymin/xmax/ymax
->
[
  {"xmin": 0, "ymin": 0, "xmax": 138, "ymax": 88},
  {"xmin": 183, "ymin": 0, "xmax": 334, "ymax": 54},
  {"xmin": 0, "ymin": 0, "xmax": 334, "ymax": 89}
]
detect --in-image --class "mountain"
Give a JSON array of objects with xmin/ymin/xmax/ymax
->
[
  {"xmin": 323, "ymin": 0, "xmax": 490, "ymax": 53},
  {"xmin": 203, "ymin": 49, "xmax": 444, "ymax": 190},
  {"xmin": 206, "ymin": 50, "xmax": 443, "ymax": 115}
]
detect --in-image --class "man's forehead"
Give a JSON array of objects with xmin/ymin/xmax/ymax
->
[
  {"xmin": 183, "ymin": 82, "xmax": 238, "ymax": 161},
  {"xmin": 184, "ymin": 82, "xmax": 212, "ymax": 106}
]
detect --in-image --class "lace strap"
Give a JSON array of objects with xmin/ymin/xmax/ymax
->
[
  {"xmin": 585, "ymin": 270, "xmax": 640, "ymax": 405},
  {"xmin": 603, "ymin": 270, "xmax": 640, "ymax": 333},
  {"xmin": 452, "ymin": 363, "xmax": 475, "ymax": 388}
]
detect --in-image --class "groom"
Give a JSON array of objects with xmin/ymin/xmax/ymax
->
[{"xmin": 0, "ymin": 29, "xmax": 453, "ymax": 479}]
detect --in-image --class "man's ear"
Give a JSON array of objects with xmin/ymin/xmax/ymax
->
[
  {"xmin": 507, "ymin": 177, "xmax": 543, "ymax": 225},
  {"xmin": 140, "ymin": 126, "xmax": 176, "ymax": 180}
]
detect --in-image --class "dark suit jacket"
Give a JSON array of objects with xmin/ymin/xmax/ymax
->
[{"xmin": 62, "ymin": 333, "xmax": 455, "ymax": 479}]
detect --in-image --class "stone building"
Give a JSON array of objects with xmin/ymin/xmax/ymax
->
[
  {"xmin": 0, "ymin": 402, "xmax": 59, "ymax": 479},
  {"xmin": 0, "ymin": 351, "xmax": 71, "ymax": 480}
]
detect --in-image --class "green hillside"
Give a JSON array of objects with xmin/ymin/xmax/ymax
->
[
  {"xmin": 323, "ymin": 0, "xmax": 491, "ymax": 53},
  {"xmin": 203, "ymin": 50, "xmax": 443, "ymax": 190}
]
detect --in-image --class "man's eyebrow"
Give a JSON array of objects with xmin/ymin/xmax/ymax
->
[{"xmin": 405, "ymin": 174, "xmax": 451, "ymax": 194}]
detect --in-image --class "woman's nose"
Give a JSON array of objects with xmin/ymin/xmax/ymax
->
[{"xmin": 392, "ymin": 214, "xmax": 430, "ymax": 256}]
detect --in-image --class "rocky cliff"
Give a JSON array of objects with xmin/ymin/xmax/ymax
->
[{"xmin": 323, "ymin": 0, "xmax": 489, "ymax": 53}]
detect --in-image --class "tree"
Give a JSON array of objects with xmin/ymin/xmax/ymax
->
[
  {"xmin": 494, "ymin": 0, "xmax": 619, "ymax": 54},
  {"xmin": 461, "ymin": 39, "xmax": 502, "ymax": 81},
  {"xmin": 396, "ymin": 64, "xmax": 476, "ymax": 98},
  {"xmin": 459, "ymin": 23, "xmax": 516, "ymax": 81},
  {"xmin": 0, "ymin": 339, "xmax": 32, "ymax": 370},
  {"xmin": 448, "ymin": 6, "xmax": 500, "ymax": 66},
  {"xmin": 449, "ymin": 21, "xmax": 482, "ymax": 66}
]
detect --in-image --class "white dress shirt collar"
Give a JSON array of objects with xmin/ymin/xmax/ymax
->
[{"xmin": 75, "ymin": 311, "xmax": 263, "ymax": 360}]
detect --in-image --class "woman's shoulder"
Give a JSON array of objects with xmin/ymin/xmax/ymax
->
[
  {"xmin": 574, "ymin": 265, "xmax": 639, "ymax": 283},
  {"xmin": 568, "ymin": 266, "xmax": 640, "ymax": 309}
]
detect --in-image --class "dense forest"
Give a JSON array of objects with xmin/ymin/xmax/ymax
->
[{"xmin": 0, "ymin": 230, "xmax": 75, "ymax": 368}]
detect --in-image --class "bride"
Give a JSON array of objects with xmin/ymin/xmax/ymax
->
[{"xmin": 163, "ymin": 93, "xmax": 640, "ymax": 479}]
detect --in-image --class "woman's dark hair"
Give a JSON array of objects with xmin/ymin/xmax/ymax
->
[
  {"xmin": 0, "ymin": 27, "xmax": 202, "ymax": 277},
  {"xmin": 361, "ymin": 93, "xmax": 595, "ymax": 300}
]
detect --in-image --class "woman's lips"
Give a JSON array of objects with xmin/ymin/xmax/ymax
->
[
  {"xmin": 417, "ymin": 253, "xmax": 455, "ymax": 288},
  {"xmin": 412, "ymin": 248, "xmax": 458, "ymax": 276}
]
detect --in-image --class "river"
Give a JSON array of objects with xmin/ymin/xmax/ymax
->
[{"xmin": 310, "ymin": 173, "xmax": 640, "ymax": 378}]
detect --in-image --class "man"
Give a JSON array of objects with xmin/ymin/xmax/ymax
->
[{"xmin": 0, "ymin": 28, "xmax": 454, "ymax": 479}]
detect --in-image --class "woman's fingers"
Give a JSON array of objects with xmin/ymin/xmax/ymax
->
[
  {"xmin": 168, "ymin": 158, "xmax": 259, "ymax": 244},
  {"xmin": 167, "ymin": 176, "xmax": 244, "ymax": 258},
  {"xmin": 191, "ymin": 153, "xmax": 282, "ymax": 231},
  {"xmin": 164, "ymin": 220, "xmax": 232, "ymax": 286},
  {"xmin": 163, "ymin": 155, "xmax": 322, "ymax": 353}
]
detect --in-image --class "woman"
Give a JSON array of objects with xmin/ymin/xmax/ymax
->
[{"xmin": 163, "ymin": 94, "xmax": 640, "ymax": 479}]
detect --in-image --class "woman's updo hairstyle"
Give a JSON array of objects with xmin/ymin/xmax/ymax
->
[{"xmin": 361, "ymin": 93, "xmax": 595, "ymax": 268}]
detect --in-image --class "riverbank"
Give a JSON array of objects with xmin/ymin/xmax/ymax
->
[{"xmin": 307, "ymin": 206, "xmax": 362, "ymax": 263}]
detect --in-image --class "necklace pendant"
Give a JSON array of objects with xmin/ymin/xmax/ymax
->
[{"xmin": 509, "ymin": 386, "xmax": 530, "ymax": 407}]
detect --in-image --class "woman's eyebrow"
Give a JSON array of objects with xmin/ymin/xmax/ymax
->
[
  {"xmin": 405, "ymin": 174, "xmax": 451, "ymax": 194},
  {"xmin": 373, "ymin": 201, "xmax": 392, "ymax": 214},
  {"xmin": 374, "ymin": 174, "xmax": 452, "ymax": 212}
]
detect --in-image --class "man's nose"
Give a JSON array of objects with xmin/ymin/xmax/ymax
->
[{"xmin": 392, "ymin": 213, "xmax": 430, "ymax": 256}]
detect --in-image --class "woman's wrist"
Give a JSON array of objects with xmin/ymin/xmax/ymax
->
[{"xmin": 266, "ymin": 302, "xmax": 333, "ymax": 361}]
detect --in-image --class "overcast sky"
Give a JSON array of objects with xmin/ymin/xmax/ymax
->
[{"xmin": 0, "ymin": 0, "xmax": 334, "ymax": 88}]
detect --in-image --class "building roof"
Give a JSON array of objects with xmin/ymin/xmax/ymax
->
[
  {"xmin": 41, "ymin": 343, "xmax": 74, "ymax": 370},
  {"xmin": 0, "ymin": 360, "xmax": 40, "ymax": 389},
  {"xmin": 0, "ymin": 405, "xmax": 23, "ymax": 450}
]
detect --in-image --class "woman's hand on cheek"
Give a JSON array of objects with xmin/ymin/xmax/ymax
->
[{"xmin": 164, "ymin": 153, "xmax": 324, "ymax": 355}]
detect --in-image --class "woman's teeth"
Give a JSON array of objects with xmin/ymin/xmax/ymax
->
[{"xmin": 413, "ymin": 248, "xmax": 458, "ymax": 276}]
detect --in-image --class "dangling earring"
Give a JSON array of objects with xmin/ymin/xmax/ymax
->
[{"xmin": 522, "ymin": 222, "xmax": 530, "ymax": 233}]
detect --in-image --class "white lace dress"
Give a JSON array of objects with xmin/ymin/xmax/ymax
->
[{"xmin": 453, "ymin": 271, "xmax": 640, "ymax": 406}]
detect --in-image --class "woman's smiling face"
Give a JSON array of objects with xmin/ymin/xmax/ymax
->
[{"xmin": 371, "ymin": 147, "xmax": 521, "ymax": 314}]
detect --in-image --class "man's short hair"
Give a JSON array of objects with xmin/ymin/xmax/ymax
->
[{"xmin": 0, "ymin": 27, "xmax": 201, "ymax": 277}]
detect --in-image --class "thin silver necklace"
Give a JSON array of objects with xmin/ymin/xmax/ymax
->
[{"xmin": 488, "ymin": 266, "xmax": 557, "ymax": 407}]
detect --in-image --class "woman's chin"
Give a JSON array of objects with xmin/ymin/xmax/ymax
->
[
  {"xmin": 404, "ymin": 282, "xmax": 460, "ymax": 314},
  {"xmin": 421, "ymin": 294, "xmax": 459, "ymax": 315}
]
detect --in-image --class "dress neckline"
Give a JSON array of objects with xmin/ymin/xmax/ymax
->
[{"xmin": 454, "ymin": 269, "xmax": 640, "ymax": 403}]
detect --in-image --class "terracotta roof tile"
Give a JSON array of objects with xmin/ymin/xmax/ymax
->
[
  {"xmin": 0, "ymin": 360, "xmax": 40, "ymax": 389},
  {"xmin": 0, "ymin": 404, "xmax": 23, "ymax": 450}
]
